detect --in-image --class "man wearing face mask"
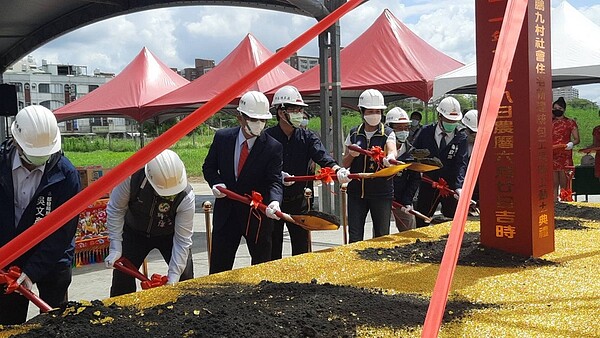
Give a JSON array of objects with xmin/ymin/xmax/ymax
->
[
  {"xmin": 385, "ymin": 107, "xmax": 421, "ymax": 231},
  {"xmin": 342, "ymin": 89, "xmax": 397, "ymax": 243},
  {"xmin": 203, "ymin": 91, "xmax": 283, "ymax": 274},
  {"xmin": 551, "ymin": 96, "xmax": 579, "ymax": 201},
  {"xmin": 412, "ymin": 96, "xmax": 468, "ymax": 227},
  {"xmin": 408, "ymin": 111, "xmax": 423, "ymax": 143},
  {"xmin": 265, "ymin": 86, "xmax": 351, "ymax": 260},
  {"xmin": 0, "ymin": 105, "xmax": 80, "ymax": 325},
  {"xmin": 104, "ymin": 149, "xmax": 195, "ymax": 296}
]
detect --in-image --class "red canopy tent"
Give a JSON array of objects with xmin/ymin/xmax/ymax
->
[
  {"xmin": 273, "ymin": 9, "xmax": 464, "ymax": 103},
  {"xmin": 53, "ymin": 47, "xmax": 189, "ymax": 122},
  {"xmin": 142, "ymin": 33, "xmax": 302, "ymax": 119}
]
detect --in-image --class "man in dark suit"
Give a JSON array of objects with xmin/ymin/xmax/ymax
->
[
  {"xmin": 203, "ymin": 91, "xmax": 283, "ymax": 274},
  {"xmin": 412, "ymin": 96, "xmax": 468, "ymax": 227}
]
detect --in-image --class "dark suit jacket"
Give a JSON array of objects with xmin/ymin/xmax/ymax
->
[
  {"xmin": 412, "ymin": 123, "xmax": 468, "ymax": 190},
  {"xmin": 202, "ymin": 127, "xmax": 283, "ymax": 231}
]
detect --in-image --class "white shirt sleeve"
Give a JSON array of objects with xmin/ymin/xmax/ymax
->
[
  {"xmin": 387, "ymin": 131, "xmax": 397, "ymax": 143},
  {"xmin": 167, "ymin": 189, "xmax": 195, "ymax": 283},
  {"xmin": 105, "ymin": 176, "xmax": 132, "ymax": 252},
  {"xmin": 344, "ymin": 134, "xmax": 352, "ymax": 146}
]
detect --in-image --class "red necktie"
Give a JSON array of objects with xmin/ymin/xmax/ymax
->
[{"xmin": 238, "ymin": 140, "xmax": 249, "ymax": 176}]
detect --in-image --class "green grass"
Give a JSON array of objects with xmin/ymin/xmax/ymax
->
[{"xmin": 565, "ymin": 107, "xmax": 599, "ymax": 165}]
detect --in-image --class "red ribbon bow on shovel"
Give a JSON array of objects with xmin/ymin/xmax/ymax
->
[
  {"xmin": 113, "ymin": 257, "xmax": 168, "ymax": 290},
  {"xmin": 245, "ymin": 191, "xmax": 264, "ymax": 243},
  {"xmin": 315, "ymin": 167, "xmax": 335, "ymax": 185},
  {"xmin": 423, "ymin": 176, "xmax": 452, "ymax": 198},
  {"xmin": 0, "ymin": 266, "xmax": 53, "ymax": 312},
  {"xmin": 559, "ymin": 188, "xmax": 573, "ymax": 202}
]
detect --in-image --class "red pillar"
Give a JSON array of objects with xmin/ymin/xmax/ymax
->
[{"xmin": 477, "ymin": 0, "xmax": 554, "ymax": 257}]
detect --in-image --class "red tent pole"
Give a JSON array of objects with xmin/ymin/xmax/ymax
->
[{"xmin": 0, "ymin": 0, "xmax": 365, "ymax": 270}]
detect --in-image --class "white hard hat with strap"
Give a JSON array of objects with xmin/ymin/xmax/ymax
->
[{"xmin": 11, "ymin": 105, "xmax": 61, "ymax": 156}]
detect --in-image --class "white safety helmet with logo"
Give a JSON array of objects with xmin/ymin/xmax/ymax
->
[
  {"xmin": 272, "ymin": 86, "xmax": 308, "ymax": 107},
  {"xmin": 11, "ymin": 105, "xmax": 61, "ymax": 156},
  {"xmin": 385, "ymin": 107, "xmax": 411, "ymax": 125},
  {"xmin": 462, "ymin": 109, "xmax": 478, "ymax": 132},
  {"xmin": 145, "ymin": 149, "xmax": 188, "ymax": 196},
  {"xmin": 237, "ymin": 91, "xmax": 272, "ymax": 119},
  {"xmin": 358, "ymin": 89, "xmax": 387, "ymax": 110},
  {"xmin": 436, "ymin": 97, "xmax": 462, "ymax": 121}
]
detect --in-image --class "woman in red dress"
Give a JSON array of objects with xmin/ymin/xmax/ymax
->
[{"xmin": 552, "ymin": 97, "xmax": 579, "ymax": 201}]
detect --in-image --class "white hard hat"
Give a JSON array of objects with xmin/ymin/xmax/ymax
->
[
  {"xmin": 237, "ymin": 91, "xmax": 273, "ymax": 119},
  {"xmin": 436, "ymin": 97, "xmax": 462, "ymax": 121},
  {"xmin": 11, "ymin": 105, "xmax": 61, "ymax": 156},
  {"xmin": 145, "ymin": 149, "xmax": 188, "ymax": 196},
  {"xmin": 272, "ymin": 85, "xmax": 308, "ymax": 107},
  {"xmin": 358, "ymin": 89, "xmax": 387, "ymax": 110},
  {"xmin": 385, "ymin": 107, "xmax": 411, "ymax": 125},
  {"xmin": 462, "ymin": 109, "xmax": 478, "ymax": 132}
]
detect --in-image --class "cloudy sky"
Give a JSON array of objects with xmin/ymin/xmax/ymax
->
[{"xmin": 23, "ymin": 0, "xmax": 600, "ymax": 102}]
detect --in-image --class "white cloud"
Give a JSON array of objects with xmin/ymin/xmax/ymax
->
[{"xmin": 186, "ymin": 9, "xmax": 259, "ymax": 37}]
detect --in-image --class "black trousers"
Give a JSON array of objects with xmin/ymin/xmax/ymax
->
[
  {"xmin": 110, "ymin": 231, "xmax": 194, "ymax": 297},
  {"xmin": 347, "ymin": 194, "xmax": 392, "ymax": 243},
  {"xmin": 210, "ymin": 212, "xmax": 272, "ymax": 274},
  {"xmin": 415, "ymin": 181, "xmax": 459, "ymax": 227},
  {"xmin": 0, "ymin": 263, "xmax": 72, "ymax": 325},
  {"xmin": 271, "ymin": 197, "xmax": 309, "ymax": 260}
]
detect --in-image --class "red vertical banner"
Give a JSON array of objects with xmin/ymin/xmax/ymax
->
[{"xmin": 477, "ymin": 0, "xmax": 554, "ymax": 256}]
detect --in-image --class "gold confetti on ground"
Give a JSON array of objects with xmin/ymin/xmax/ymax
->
[{"xmin": 2, "ymin": 202, "xmax": 599, "ymax": 337}]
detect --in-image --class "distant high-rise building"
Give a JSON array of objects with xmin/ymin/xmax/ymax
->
[
  {"xmin": 2, "ymin": 56, "xmax": 139, "ymax": 135},
  {"xmin": 277, "ymin": 50, "xmax": 319, "ymax": 73},
  {"xmin": 553, "ymin": 86, "xmax": 579, "ymax": 101},
  {"xmin": 179, "ymin": 58, "xmax": 215, "ymax": 81}
]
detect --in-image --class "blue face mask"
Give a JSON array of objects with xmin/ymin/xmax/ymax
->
[{"xmin": 442, "ymin": 121, "xmax": 458, "ymax": 133}]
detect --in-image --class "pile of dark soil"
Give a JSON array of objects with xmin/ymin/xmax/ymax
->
[
  {"xmin": 14, "ymin": 281, "xmax": 491, "ymax": 337},
  {"xmin": 555, "ymin": 218, "xmax": 588, "ymax": 230},
  {"xmin": 554, "ymin": 202, "xmax": 599, "ymax": 223},
  {"xmin": 357, "ymin": 232, "xmax": 557, "ymax": 268}
]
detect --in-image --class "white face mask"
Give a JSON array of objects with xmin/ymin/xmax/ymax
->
[
  {"xmin": 300, "ymin": 118, "xmax": 309, "ymax": 128},
  {"xmin": 364, "ymin": 114, "xmax": 381, "ymax": 126},
  {"xmin": 287, "ymin": 112, "xmax": 305, "ymax": 128},
  {"xmin": 395, "ymin": 131, "xmax": 410, "ymax": 142},
  {"xmin": 22, "ymin": 153, "xmax": 50, "ymax": 167},
  {"xmin": 411, "ymin": 120, "xmax": 420, "ymax": 127},
  {"xmin": 245, "ymin": 120, "xmax": 266, "ymax": 137}
]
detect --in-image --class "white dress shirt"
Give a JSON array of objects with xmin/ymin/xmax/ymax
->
[
  {"xmin": 435, "ymin": 124, "xmax": 454, "ymax": 148},
  {"xmin": 12, "ymin": 151, "xmax": 45, "ymax": 227}
]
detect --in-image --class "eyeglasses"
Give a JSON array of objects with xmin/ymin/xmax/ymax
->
[
  {"xmin": 390, "ymin": 124, "xmax": 410, "ymax": 131},
  {"xmin": 283, "ymin": 107, "xmax": 304, "ymax": 113},
  {"xmin": 243, "ymin": 116, "xmax": 264, "ymax": 122}
]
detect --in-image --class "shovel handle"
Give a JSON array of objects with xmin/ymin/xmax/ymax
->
[
  {"xmin": 347, "ymin": 144, "xmax": 374, "ymax": 157},
  {"xmin": 0, "ymin": 268, "xmax": 53, "ymax": 312},
  {"xmin": 421, "ymin": 176, "xmax": 476, "ymax": 205},
  {"xmin": 283, "ymin": 174, "xmax": 362, "ymax": 182},
  {"xmin": 392, "ymin": 201, "xmax": 431, "ymax": 223},
  {"xmin": 18, "ymin": 286, "xmax": 53, "ymax": 312},
  {"xmin": 114, "ymin": 257, "xmax": 150, "ymax": 282},
  {"xmin": 215, "ymin": 186, "xmax": 297, "ymax": 225}
]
